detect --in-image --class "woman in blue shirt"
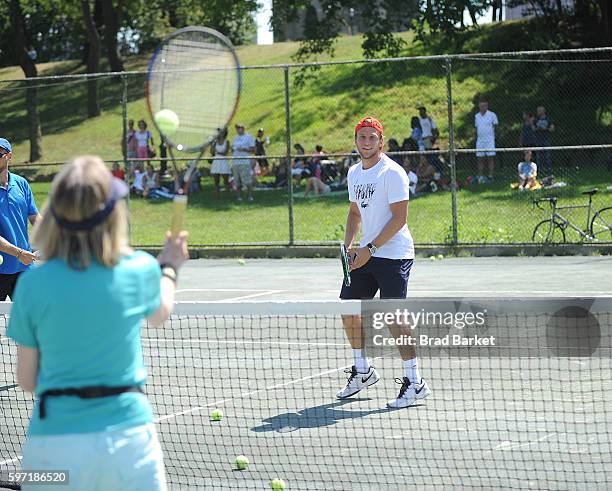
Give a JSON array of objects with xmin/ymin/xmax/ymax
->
[{"xmin": 7, "ymin": 155, "xmax": 188, "ymax": 490}]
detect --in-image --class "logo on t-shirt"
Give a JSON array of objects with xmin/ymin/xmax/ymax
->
[{"xmin": 354, "ymin": 182, "xmax": 376, "ymax": 208}]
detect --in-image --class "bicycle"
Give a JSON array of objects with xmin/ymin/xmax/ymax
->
[{"xmin": 532, "ymin": 188, "xmax": 612, "ymax": 243}]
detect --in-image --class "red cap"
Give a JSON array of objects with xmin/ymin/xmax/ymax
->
[{"xmin": 354, "ymin": 117, "xmax": 384, "ymax": 136}]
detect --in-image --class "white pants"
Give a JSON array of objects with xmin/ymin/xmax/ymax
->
[{"xmin": 21, "ymin": 423, "xmax": 166, "ymax": 491}]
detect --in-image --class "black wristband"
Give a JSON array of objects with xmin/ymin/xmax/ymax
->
[{"xmin": 160, "ymin": 263, "xmax": 178, "ymax": 283}]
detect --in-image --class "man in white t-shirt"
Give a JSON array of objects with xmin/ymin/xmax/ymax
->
[
  {"xmin": 475, "ymin": 99, "xmax": 499, "ymax": 184},
  {"xmin": 231, "ymin": 123, "xmax": 256, "ymax": 202},
  {"xmin": 336, "ymin": 116, "xmax": 430, "ymax": 409},
  {"xmin": 418, "ymin": 106, "xmax": 439, "ymax": 149}
]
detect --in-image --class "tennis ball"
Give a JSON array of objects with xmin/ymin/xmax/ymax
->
[
  {"xmin": 437, "ymin": 254, "xmax": 444, "ymax": 260},
  {"xmin": 429, "ymin": 255, "xmax": 436, "ymax": 261},
  {"xmin": 0, "ymin": 255, "xmax": 3, "ymax": 265},
  {"xmin": 211, "ymin": 409, "xmax": 223, "ymax": 421},
  {"xmin": 154, "ymin": 109, "xmax": 180, "ymax": 135},
  {"xmin": 235, "ymin": 455, "xmax": 249, "ymax": 470},
  {"xmin": 237, "ymin": 258, "xmax": 246, "ymax": 265},
  {"xmin": 271, "ymin": 478, "xmax": 286, "ymax": 490}
]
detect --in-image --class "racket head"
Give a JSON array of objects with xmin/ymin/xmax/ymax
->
[
  {"xmin": 340, "ymin": 243, "xmax": 351, "ymax": 287},
  {"xmin": 146, "ymin": 26, "xmax": 241, "ymax": 154}
]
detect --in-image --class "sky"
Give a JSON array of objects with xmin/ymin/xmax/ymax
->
[{"xmin": 256, "ymin": 0, "xmax": 274, "ymax": 45}]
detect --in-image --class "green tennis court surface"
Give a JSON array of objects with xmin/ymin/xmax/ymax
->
[{"xmin": 1, "ymin": 256, "xmax": 610, "ymax": 489}]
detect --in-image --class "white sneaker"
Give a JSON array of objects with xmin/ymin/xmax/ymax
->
[
  {"xmin": 387, "ymin": 377, "xmax": 431, "ymax": 408},
  {"xmin": 336, "ymin": 366, "xmax": 380, "ymax": 399}
]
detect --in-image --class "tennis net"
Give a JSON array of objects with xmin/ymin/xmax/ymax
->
[{"xmin": 1, "ymin": 298, "xmax": 611, "ymax": 490}]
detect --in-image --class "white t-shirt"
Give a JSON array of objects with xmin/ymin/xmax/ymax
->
[
  {"xmin": 407, "ymin": 170, "xmax": 418, "ymax": 195},
  {"xmin": 132, "ymin": 170, "xmax": 145, "ymax": 191},
  {"xmin": 348, "ymin": 153, "xmax": 414, "ymax": 259},
  {"xmin": 134, "ymin": 131, "xmax": 151, "ymax": 148},
  {"xmin": 232, "ymin": 133, "xmax": 255, "ymax": 166},
  {"xmin": 418, "ymin": 116, "xmax": 437, "ymax": 139},
  {"xmin": 475, "ymin": 111, "xmax": 498, "ymax": 142}
]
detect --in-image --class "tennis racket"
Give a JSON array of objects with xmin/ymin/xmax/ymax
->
[
  {"xmin": 146, "ymin": 26, "xmax": 241, "ymax": 237},
  {"xmin": 340, "ymin": 243, "xmax": 351, "ymax": 286}
]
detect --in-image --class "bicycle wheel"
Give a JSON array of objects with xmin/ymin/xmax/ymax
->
[
  {"xmin": 590, "ymin": 207, "xmax": 612, "ymax": 241},
  {"xmin": 532, "ymin": 219, "xmax": 566, "ymax": 243}
]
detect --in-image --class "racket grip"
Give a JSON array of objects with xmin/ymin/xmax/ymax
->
[{"xmin": 171, "ymin": 195, "xmax": 188, "ymax": 239}]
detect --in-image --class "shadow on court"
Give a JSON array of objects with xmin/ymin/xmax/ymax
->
[{"xmin": 251, "ymin": 399, "xmax": 396, "ymax": 433}]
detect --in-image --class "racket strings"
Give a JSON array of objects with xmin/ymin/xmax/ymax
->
[{"xmin": 148, "ymin": 30, "xmax": 239, "ymax": 152}]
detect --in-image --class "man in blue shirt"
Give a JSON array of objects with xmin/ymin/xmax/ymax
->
[{"xmin": 0, "ymin": 138, "xmax": 40, "ymax": 300}]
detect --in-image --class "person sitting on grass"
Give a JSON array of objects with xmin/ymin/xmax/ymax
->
[
  {"xmin": 303, "ymin": 176, "xmax": 331, "ymax": 197},
  {"xmin": 130, "ymin": 162, "xmax": 146, "ymax": 197},
  {"xmin": 142, "ymin": 163, "xmax": 160, "ymax": 198},
  {"xmin": 291, "ymin": 143, "xmax": 310, "ymax": 186},
  {"xmin": 111, "ymin": 162, "xmax": 125, "ymax": 180},
  {"xmin": 517, "ymin": 150, "xmax": 538, "ymax": 191}
]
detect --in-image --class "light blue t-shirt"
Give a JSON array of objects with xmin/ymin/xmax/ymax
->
[
  {"xmin": 7, "ymin": 251, "xmax": 161, "ymax": 436},
  {"xmin": 0, "ymin": 172, "xmax": 38, "ymax": 274},
  {"xmin": 518, "ymin": 161, "xmax": 537, "ymax": 177}
]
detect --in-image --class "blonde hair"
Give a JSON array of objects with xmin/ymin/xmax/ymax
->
[{"xmin": 32, "ymin": 155, "xmax": 128, "ymax": 270}]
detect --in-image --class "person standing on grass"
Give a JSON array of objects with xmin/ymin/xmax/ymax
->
[
  {"xmin": 475, "ymin": 99, "xmax": 498, "ymax": 184},
  {"xmin": 231, "ymin": 123, "xmax": 256, "ymax": 202},
  {"xmin": 336, "ymin": 117, "xmax": 430, "ymax": 409},
  {"xmin": 135, "ymin": 120, "xmax": 154, "ymax": 161},
  {"xmin": 0, "ymin": 138, "xmax": 41, "ymax": 300},
  {"xmin": 7, "ymin": 155, "xmax": 188, "ymax": 490},
  {"xmin": 534, "ymin": 105, "xmax": 555, "ymax": 177},
  {"xmin": 126, "ymin": 119, "xmax": 138, "ymax": 161},
  {"xmin": 417, "ymin": 106, "xmax": 439, "ymax": 150},
  {"xmin": 210, "ymin": 127, "xmax": 231, "ymax": 198},
  {"xmin": 519, "ymin": 111, "xmax": 536, "ymax": 148}
]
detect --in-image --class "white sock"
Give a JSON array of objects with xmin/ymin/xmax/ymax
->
[
  {"xmin": 353, "ymin": 349, "xmax": 370, "ymax": 374},
  {"xmin": 404, "ymin": 358, "xmax": 421, "ymax": 384}
]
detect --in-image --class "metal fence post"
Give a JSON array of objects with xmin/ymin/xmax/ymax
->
[
  {"xmin": 445, "ymin": 56, "xmax": 459, "ymax": 245},
  {"xmin": 284, "ymin": 66, "xmax": 294, "ymax": 246},
  {"xmin": 121, "ymin": 73, "xmax": 131, "ymax": 240}
]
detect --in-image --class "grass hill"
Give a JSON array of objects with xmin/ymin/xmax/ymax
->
[{"xmin": 1, "ymin": 20, "xmax": 610, "ymax": 164}]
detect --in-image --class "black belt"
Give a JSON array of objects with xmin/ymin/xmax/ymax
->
[{"xmin": 39, "ymin": 385, "xmax": 144, "ymax": 419}]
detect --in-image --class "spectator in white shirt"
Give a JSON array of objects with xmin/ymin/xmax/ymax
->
[
  {"xmin": 231, "ymin": 123, "xmax": 256, "ymax": 202},
  {"xmin": 475, "ymin": 99, "xmax": 499, "ymax": 184},
  {"xmin": 418, "ymin": 106, "xmax": 439, "ymax": 150}
]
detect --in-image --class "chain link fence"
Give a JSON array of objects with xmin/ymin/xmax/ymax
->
[{"xmin": 1, "ymin": 47, "xmax": 610, "ymax": 246}]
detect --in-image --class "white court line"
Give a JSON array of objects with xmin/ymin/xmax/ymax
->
[
  {"xmin": 176, "ymin": 289, "xmax": 276, "ymax": 293},
  {"xmin": 142, "ymin": 338, "xmax": 348, "ymax": 347},
  {"xmin": 489, "ymin": 433, "xmax": 558, "ymax": 452},
  {"xmin": 325, "ymin": 290, "xmax": 612, "ymax": 295},
  {"xmin": 155, "ymin": 361, "xmax": 360, "ymax": 423},
  {"xmin": 221, "ymin": 290, "xmax": 284, "ymax": 302}
]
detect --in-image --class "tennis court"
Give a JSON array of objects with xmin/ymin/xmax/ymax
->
[{"xmin": 1, "ymin": 256, "xmax": 611, "ymax": 489}]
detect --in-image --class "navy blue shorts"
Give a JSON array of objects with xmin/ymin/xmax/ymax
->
[{"xmin": 340, "ymin": 257, "xmax": 413, "ymax": 300}]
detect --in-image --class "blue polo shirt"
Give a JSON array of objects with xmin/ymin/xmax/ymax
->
[
  {"xmin": 0, "ymin": 172, "xmax": 38, "ymax": 274},
  {"xmin": 7, "ymin": 250, "xmax": 161, "ymax": 436}
]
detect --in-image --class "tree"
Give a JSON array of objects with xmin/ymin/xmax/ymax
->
[
  {"xmin": 81, "ymin": 0, "xmax": 101, "ymax": 117},
  {"xmin": 101, "ymin": 0, "xmax": 124, "ymax": 71},
  {"xmin": 9, "ymin": 0, "xmax": 42, "ymax": 162}
]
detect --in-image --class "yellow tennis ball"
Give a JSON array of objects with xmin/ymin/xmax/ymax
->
[
  {"xmin": 211, "ymin": 409, "xmax": 223, "ymax": 421},
  {"xmin": 154, "ymin": 109, "xmax": 179, "ymax": 135},
  {"xmin": 235, "ymin": 455, "xmax": 249, "ymax": 470},
  {"xmin": 0, "ymin": 255, "xmax": 3, "ymax": 265},
  {"xmin": 429, "ymin": 255, "xmax": 436, "ymax": 261},
  {"xmin": 271, "ymin": 478, "xmax": 286, "ymax": 490},
  {"xmin": 437, "ymin": 254, "xmax": 444, "ymax": 260},
  {"xmin": 237, "ymin": 258, "xmax": 246, "ymax": 265}
]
